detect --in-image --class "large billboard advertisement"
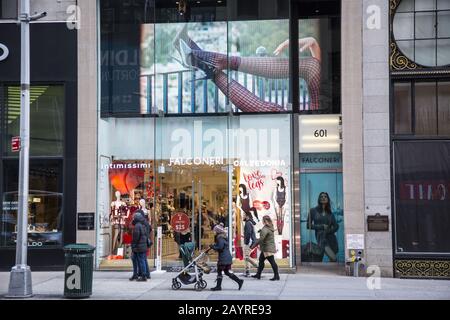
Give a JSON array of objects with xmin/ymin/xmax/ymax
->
[{"xmin": 140, "ymin": 19, "xmax": 330, "ymax": 115}]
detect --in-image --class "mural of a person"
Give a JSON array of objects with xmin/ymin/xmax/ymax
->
[
  {"xmin": 172, "ymin": 25, "xmax": 322, "ymax": 112},
  {"xmin": 272, "ymin": 177, "xmax": 287, "ymax": 235},
  {"xmin": 307, "ymin": 192, "xmax": 339, "ymax": 262}
]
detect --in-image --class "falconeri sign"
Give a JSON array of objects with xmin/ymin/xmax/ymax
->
[{"xmin": 0, "ymin": 43, "xmax": 9, "ymax": 62}]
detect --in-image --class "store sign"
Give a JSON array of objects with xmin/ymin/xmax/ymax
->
[
  {"xmin": 399, "ymin": 181, "xmax": 450, "ymax": 201},
  {"xmin": 346, "ymin": 234, "xmax": 365, "ymax": 250},
  {"xmin": 11, "ymin": 136, "xmax": 20, "ymax": 152},
  {"xmin": 171, "ymin": 212, "xmax": 190, "ymax": 233},
  {"xmin": 0, "ymin": 43, "xmax": 9, "ymax": 62},
  {"xmin": 299, "ymin": 115, "xmax": 342, "ymax": 153},
  {"xmin": 300, "ymin": 153, "xmax": 342, "ymax": 170}
]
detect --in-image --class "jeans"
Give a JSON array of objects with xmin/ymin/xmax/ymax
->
[
  {"xmin": 243, "ymin": 244, "xmax": 258, "ymax": 272},
  {"xmin": 132, "ymin": 252, "xmax": 147, "ymax": 277}
]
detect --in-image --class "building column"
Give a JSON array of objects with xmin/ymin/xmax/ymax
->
[
  {"xmin": 77, "ymin": 0, "xmax": 98, "ymax": 246},
  {"xmin": 341, "ymin": 0, "xmax": 365, "ymax": 269},
  {"xmin": 362, "ymin": 0, "xmax": 393, "ymax": 277}
]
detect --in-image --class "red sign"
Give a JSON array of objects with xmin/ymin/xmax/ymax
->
[
  {"xmin": 11, "ymin": 136, "xmax": 20, "ymax": 152},
  {"xmin": 399, "ymin": 181, "xmax": 450, "ymax": 201},
  {"xmin": 170, "ymin": 212, "xmax": 190, "ymax": 233}
]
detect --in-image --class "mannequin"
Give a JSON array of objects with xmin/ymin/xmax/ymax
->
[
  {"xmin": 139, "ymin": 199, "xmax": 148, "ymax": 216},
  {"xmin": 110, "ymin": 191, "xmax": 129, "ymax": 254},
  {"xmin": 272, "ymin": 177, "xmax": 288, "ymax": 235}
]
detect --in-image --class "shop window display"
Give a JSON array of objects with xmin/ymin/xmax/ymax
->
[
  {"xmin": 105, "ymin": 160, "xmax": 155, "ymax": 260},
  {"xmin": 1, "ymin": 160, "xmax": 63, "ymax": 248}
]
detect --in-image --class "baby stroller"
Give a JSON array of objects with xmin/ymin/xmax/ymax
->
[{"xmin": 172, "ymin": 245, "xmax": 212, "ymax": 291}]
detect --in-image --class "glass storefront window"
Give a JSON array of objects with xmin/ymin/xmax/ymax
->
[
  {"xmin": 3, "ymin": 85, "xmax": 64, "ymax": 157},
  {"xmin": 0, "ymin": 0, "xmax": 17, "ymax": 19},
  {"xmin": 394, "ymin": 141, "xmax": 450, "ymax": 253},
  {"xmin": 101, "ymin": 0, "xmax": 341, "ymax": 116},
  {"xmin": 394, "ymin": 82, "xmax": 412, "ymax": 134},
  {"xmin": 415, "ymin": 82, "xmax": 437, "ymax": 136},
  {"xmin": 1, "ymin": 160, "xmax": 63, "ymax": 248}
]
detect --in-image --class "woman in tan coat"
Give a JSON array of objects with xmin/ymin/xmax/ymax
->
[{"xmin": 250, "ymin": 215, "xmax": 280, "ymax": 281}]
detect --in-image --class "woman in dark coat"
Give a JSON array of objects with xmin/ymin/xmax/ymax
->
[
  {"xmin": 307, "ymin": 192, "xmax": 339, "ymax": 262},
  {"xmin": 130, "ymin": 211, "xmax": 149, "ymax": 282},
  {"xmin": 209, "ymin": 223, "xmax": 244, "ymax": 291}
]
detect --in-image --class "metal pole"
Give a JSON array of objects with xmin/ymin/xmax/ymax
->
[
  {"xmin": 7, "ymin": 0, "xmax": 33, "ymax": 298},
  {"xmin": 198, "ymin": 180, "xmax": 202, "ymax": 252}
]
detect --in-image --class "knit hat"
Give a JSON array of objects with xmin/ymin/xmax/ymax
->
[{"xmin": 213, "ymin": 223, "xmax": 226, "ymax": 234}]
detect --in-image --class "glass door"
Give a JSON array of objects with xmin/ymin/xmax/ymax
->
[
  {"xmin": 154, "ymin": 116, "xmax": 230, "ymax": 269},
  {"xmin": 300, "ymin": 171, "xmax": 344, "ymax": 264}
]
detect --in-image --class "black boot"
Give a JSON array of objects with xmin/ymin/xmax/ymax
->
[
  {"xmin": 268, "ymin": 257, "xmax": 280, "ymax": 281},
  {"xmin": 210, "ymin": 277, "xmax": 222, "ymax": 291},
  {"xmin": 229, "ymin": 273, "xmax": 244, "ymax": 290}
]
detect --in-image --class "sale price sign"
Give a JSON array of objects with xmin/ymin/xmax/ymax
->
[{"xmin": 170, "ymin": 212, "xmax": 190, "ymax": 233}]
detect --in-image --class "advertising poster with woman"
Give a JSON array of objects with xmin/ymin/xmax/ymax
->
[{"xmin": 237, "ymin": 166, "xmax": 291, "ymax": 261}]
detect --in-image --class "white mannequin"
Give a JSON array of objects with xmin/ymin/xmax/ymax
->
[{"xmin": 110, "ymin": 191, "xmax": 128, "ymax": 255}]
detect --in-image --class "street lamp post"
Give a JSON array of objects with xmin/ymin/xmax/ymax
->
[{"xmin": 7, "ymin": 0, "xmax": 46, "ymax": 299}]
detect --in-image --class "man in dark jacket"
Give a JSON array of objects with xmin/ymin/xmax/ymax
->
[
  {"xmin": 209, "ymin": 223, "xmax": 244, "ymax": 291},
  {"xmin": 243, "ymin": 212, "xmax": 258, "ymax": 277},
  {"xmin": 130, "ymin": 211, "xmax": 149, "ymax": 282}
]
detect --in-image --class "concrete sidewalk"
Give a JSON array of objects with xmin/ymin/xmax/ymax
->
[{"xmin": 1, "ymin": 271, "xmax": 449, "ymax": 300}]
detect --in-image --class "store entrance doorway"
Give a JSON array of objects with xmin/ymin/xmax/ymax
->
[
  {"xmin": 154, "ymin": 163, "xmax": 229, "ymax": 269},
  {"xmin": 300, "ymin": 170, "xmax": 344, "ymax": 264}
]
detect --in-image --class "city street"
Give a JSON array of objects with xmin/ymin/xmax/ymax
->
[{"xmin": 1, "ymin": 270, "xmax": 449, "ymax": 300}]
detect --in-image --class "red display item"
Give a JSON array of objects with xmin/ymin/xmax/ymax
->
[
  {"xmin": 282, "ymin": 240, "xmax": 289, "ymax": 259},
  {"xmin": 109, "ymin": 167, "xmax": 145, "ymax": 195},
  {"xmin": 250, "ymin": 247, "xmax": 258, "ymax": 259},
  {"xmin": 170, "ymin": 212, "xmax": 190, "ymax": 233},
  {"xmin": 123, "ymin": 232, "xmax": 132, "ymax": 244},
  {"xmin": 262, "ymin": 201, "xmax": 270, "ymax": 210},
  {"xmin": 252, "ymin": 200, "xmax": 263, "ymax": 211}
]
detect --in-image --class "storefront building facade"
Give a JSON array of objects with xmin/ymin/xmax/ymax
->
[
  {"xmin": 95, "ymin": 0, "xmax": 344, "ymax": 272},
  {"xmin": 389, "ymin": 0, "xmax": 450, "ymax": 278},
  {"xmin": 0, "ymin": 1, "xmax": 78, "ymax": 270},
  {"xmin": 1, "ymin": 0, "xmax": 448, "ymax": 278}
]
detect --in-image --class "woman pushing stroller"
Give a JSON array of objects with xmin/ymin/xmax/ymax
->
[{"xmin": 209, "ymin": 223, "xmax": 244, "ymax": 291}]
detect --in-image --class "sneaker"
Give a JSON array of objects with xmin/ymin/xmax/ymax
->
[
  {"xmin": 251, "ymin": 274, "xmax": 261, "ymax": 279},
  {"xmin": 137, "ymin": 277, "xmax": 147, "ymax": 282},
  {"xmin": 129, "ymin": 275, "xmax": 138, "ymax": 281}
]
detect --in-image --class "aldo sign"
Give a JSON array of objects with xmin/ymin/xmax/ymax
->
[{"xmin": 0, "ymin": 43, "xmax": 9, "ymax": 62}]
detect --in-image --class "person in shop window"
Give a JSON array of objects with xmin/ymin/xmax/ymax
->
[{"xmin": 307, "ymin": 192, "xmax": 339, "ymax": 262}]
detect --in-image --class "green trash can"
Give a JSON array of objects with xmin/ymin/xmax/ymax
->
[{"xmin": 63, "ymin": 244, "xmax": 96, "ymax": 299}]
